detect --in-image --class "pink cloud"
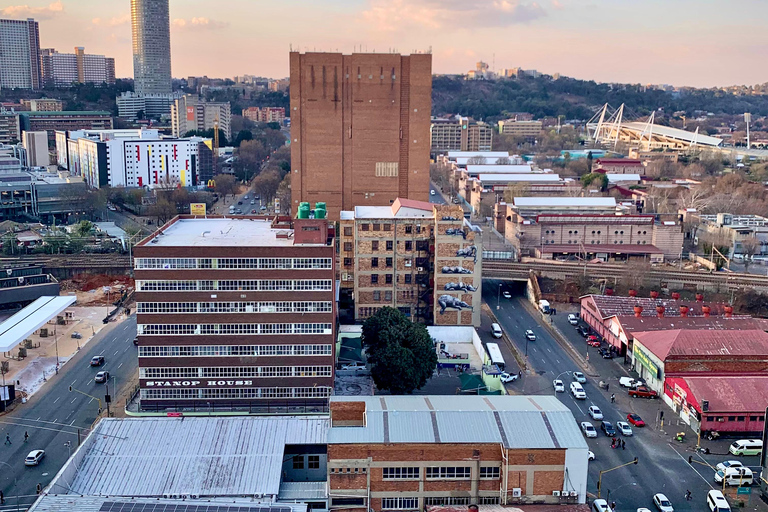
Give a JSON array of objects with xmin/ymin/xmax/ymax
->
[
  {"xmin": 1, "ymin": 1, "xmax": 63, "ymax": 20},
  {"xmin": 172, "ymin": 17, "xmax": 229, "ymax": 30},
  {"xmin": 91, "ymin": 14, "xmax": 130, "ymax": 27}
]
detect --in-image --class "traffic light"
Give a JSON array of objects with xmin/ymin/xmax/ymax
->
[
  {"xmin": 633, "ymin": 457, "xmax": 638, "ymax": 464},
  {"xmin": 688, "ymin": 456, "xmax": 693, "ymax": 464}
]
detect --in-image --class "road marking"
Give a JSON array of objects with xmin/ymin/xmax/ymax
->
[
  {"xmin": 531, "ymin": 347, "xmax": 537, "ymax": 353},
  {"xmin": 556, "ymin": 359, "xmax": 561, "ymax": 364},
  {"xmin": 53, "ymin": 397, "xmax": 60, "ymax": 404},
  {"xmin": 36, "ymin": 417, "xmax": 40, "ymax": 422},
  {"xmin": 89, "ymin": 398, "xmax": 94, "ymax": 403},
  {"xmin": 70, "ymin": 379, "xmax": 77, "ymax": 386},
  {"xmin": 52, "ymin": 418, "xmax": 57, "ymax": 423},
  {"xmin": 69, "ymin": 420, "xmax": 76, "ymax": 426},
  {"xmin": 114, "ymin": 350, "xmax": 119, "ymax": 355},
  {"xmin": 118, "ymin": 363, "xmax": 123, "ymax": 369},
  {"xmin": 674, "ymin": 447, "xmax": 715, "ymax": 488},
  {"xmin": 547, "ymin": 348, "xmax": 552, "ymax": 353},
  {"xmin": 70, "ymin": 398, "xmax": 77, "ymax": 404}
]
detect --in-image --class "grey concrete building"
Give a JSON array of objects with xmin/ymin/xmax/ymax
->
[{"xmin": 131, "ymin": 0, "xmax": 172, "ymax": 94}]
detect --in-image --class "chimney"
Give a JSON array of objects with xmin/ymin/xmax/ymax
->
[
  {"xmin": 696, "ymin": 293, "xmax": 704, "ymax": 302},
  {"xmin": 330, "ymin": 400, "xmax": 366, "ymax": 427},
  {"xmin": 634, "ymin": 305, "xmax": 643, "ymax": 318},
  {"xmin": 629, "ymin": 289, "xmax": 637, "ymax": 298},
  {"xmin": 650, "ymin": 290, "xmax": 659, "ymax": 299},
  {"xmin": 671, "ymin": 292, "xmax": 680, "ymax": 300},
  {"xmin": 724, "ymin": 305, "xmax": 733, "ymax": 318},
  {"xmin": 702, "ymin": 305, "xmax": 711, "ymax": 317},
  {"xmin": 656, "ymin": 305, "xmax": 665, "ymax": 318},
  {"xmin": 680, "ymin": 305, "xmax": 689, "ymax": 317}
]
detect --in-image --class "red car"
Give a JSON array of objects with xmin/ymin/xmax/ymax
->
[
  {"xmin": 587, "ymin": 339, "xmax": 601, "ymax": 347},
  {"xmin": 586, "ymin": 335, "xmax": 599, "ymax": 342},
  {"xmin": 627, "ymin": 413, "xmax": 645, "ymax": 427}
]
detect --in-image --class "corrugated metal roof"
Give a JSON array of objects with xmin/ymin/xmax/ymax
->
[
  {"xmin": 633, "ymin": 329, "xmax": 768, "ymax": 360},
  {"xmin": 513, "ymin": 197, "xmax": 616, "ymax": 207},
  {"xmin": 328, "ymin": 396, "xmax": 586, "ymax": 449},
  {"xmin": 29, "ymin": 496, "xmax": 308, "ymax": 512},
  {"xmin": 674, "ymin": 376, "xmax": 768, "ymax": 413},
  {"xmin": 69, "ymin": 417, "xmax": 328, "ymax": 498}
]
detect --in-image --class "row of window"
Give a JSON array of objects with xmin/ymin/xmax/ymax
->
[
  {"xmin": 382, "ymin": 466, "xmax": 498, "ymax": 480},
  {"xmin": 140, "ymin": 366, "xmax": 333, "ymax": 379},
  {"xmin": 292, "ymin": 455, "xmax": 321, "ymax": 470},
  {"xmin": 342, "ymin": 240, "xmax": 430, "ymax": 252},
  {"xmin": 706, "ymin": 415, "xmax": 765, "ymax": 422},
  {"xmin": 137, "ymin": 301, "xmax": 333, "ymax": 314},
  {"xmin": 140, "ymin": 386, "xmax": 334, "ymax": 400},
  {"xmin": 136, "ymin": 279, "xmax": 333, "ymax": 292},
  {"xmin": 138, "ymin": 344, "xmax": 333, "ymax": 357},
  {"xmin": 135, "ymin": 257, "xmax": 332, "ymax": 270},
  {"xmin": 137, "ymin": 323, "xmax": 332, "ymax": 336},
  {"xmin": 358, "ymin": 223, "xmax": 424, "ymax": 233},
  {"xmin": 542, "ymin": 240, "xmax": 648, "ymax": 245},
  {"xmin": 378, "ymin": 496, "xmax": 499, "ymax": 510}
]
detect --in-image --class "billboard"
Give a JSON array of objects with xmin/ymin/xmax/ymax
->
[
  {"xmin": 190, "ymin": 203, "xmax": 206, "ymax": 216},
  {"xmin": 186, "ymin": 106, "xmax": 195, "ymax": 121}
]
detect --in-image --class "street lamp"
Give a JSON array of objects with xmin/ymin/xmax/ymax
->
[
  {"xmin": 497, "ymin": 283, "xmax": 502, "ymax": 310},
  {"xmin": 597, "ymin": 458, "xmax": 639, "ymax": 498},
  {"xmin": 0, "ymin": 461, "xmax": 18, "ymax": 510}
]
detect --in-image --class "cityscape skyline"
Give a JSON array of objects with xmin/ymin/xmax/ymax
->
[{"xmin": 0, "ymin": 0, "xmax": 766, "ymax": 88}]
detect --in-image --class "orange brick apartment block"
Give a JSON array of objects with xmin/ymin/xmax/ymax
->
[
  {"xmin": 289, "ymin": 52, "xmax": 432, "ymax": 220},
  {"xmin": 326, "ymin": 396, "xmax": 589, "ymax": 510}
]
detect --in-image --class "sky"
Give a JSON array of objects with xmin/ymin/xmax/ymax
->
[{"xmin": 3, "ymin": 0, "xmax": 768, "ymax": 88}]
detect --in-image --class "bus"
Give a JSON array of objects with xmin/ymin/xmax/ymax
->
[{"xmin": 486, "ymin": 343, "xmax": 506, "ymax": 371}]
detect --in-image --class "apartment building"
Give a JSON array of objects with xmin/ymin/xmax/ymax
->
[
  {"xmin": 242, "ymin": 107, "xmax": 286, "ymax": 124},
  {"xmin": 39, "ymin": 47, "xmax": 116, "ymax": 87},
  {"xmin": 498, "ymin": 119, "xmax": 543, "ymax": 139},
  {"xmin": 133, "ymin": 215, "xmax": 336, "ymax": 411},
  {"xmin": 290, "ymin": 51, "xmax": 432, "ymax": 219},
  {"xmin": 327, "ymin": 395, "xmax": 588, "ymax": 509},
  {"xmin": 116, "ymin": 91, "xmax": 182, "ymax": 120},
  {"xmin": 171, "ymin": 94, "xmax": 232, "ymax": 140},
  {"xmin": 131, "ymin": 0, "xmax": 172, "ymax": 94},
  {"xmin": 0, "ymin": 112, "xmax": 21, "ymax": 145},
  {"xmin": 21, "ymin": 99, "xmax": 64, "ymax": 112},
  {"xmin": 430, "ymin": 117, "xmax": 493, "ymax": 154},
  {"xmin": 340, "ymin": 199, "xmax": 481, "ymax": 326},
  {"xmin": 0, "ymin": 18, "xmax": 41, "ymax": 89}
]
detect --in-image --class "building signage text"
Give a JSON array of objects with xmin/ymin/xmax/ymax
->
[{"xmin": 145, "ymin": 380, "xmax": 254, "ymax": 387}]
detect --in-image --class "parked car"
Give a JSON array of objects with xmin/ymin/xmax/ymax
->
[
  {"xmin": 430, "ymin": 190, "xmax": 436, "ymax": 196},
  {"xmin": 706, "ymin": 490, "xmax": 731, "ymax": 512},
  {"xmin": 629, "ymin": 386, "xmax": 658, "ymax": 399},
  {"xmin": 90, "ymin": 355, "xmax": 105, "ymax": 366},
  {"xmin": 577, "ymin": 325, "xmax": 590, "ymax": 337},
  {"xmin": 553, "ymin": 379, "xmax": 565, "ymax": 393},
  {"xmin": 715, "ymin": 467, "xmax": 753, "ymax": 486},
  {"xmin": 616, "ymin": 421, "xmax": 633, "ymax": 436},
  {"xmin": 601, "ymin": 350, "xmax": 614, "ymax": 359},
  {"xmin": 588, "ymin": 450, "xmax": 595, "ymax": 461},
  {"xmin": 619, "ymin": 377, "xmax": 636, "ymax": 388},
  {"xmin": 586, "ymin": 335, "xmax": 600, "ymax": 343},
  {"xmin": 653, "ymin": 494, "xmax": 674, "ymax": 512},
  {"xmin": 573, "ymin": 372, "xmax": 587, "ymax": 383},
  {"xmin": 260, "ymin": 206, "xmax": 267, "ymax": 211},
  {"xmin": 70, "ymin": 332, "xmax": 82, "ymax": 339},
  {"xmin": 588, "ymin": 406, "xmax": 604, "ymax": 420},
  {"xmin": 729, "ymin": 439, "xmax": 763, "ymax": 456},
  {"xmin": 500, "ymin": 372, "xmax": 518, "ymax": 383},
  {"xmin": 627, "ymin": 413, "xmax": 646, "ymax": 427},
  {"xmin": 568, "ymin": 314, "xmax": 579, "ymax": 325},
  {"xmin": 24, "ymin": 450, "xmax": 45, "ymax": 466},
  {"xmin": 715, "ymin": 461, "xmax": 743, "ymax": 472},
  {"xmin": 587, "ymin": 339, "xmax": 601, "ymax": 348},
  {"xmin": 592, "ymin": 499, "xmax": 613, "ymax": 512},
  {"xmin": 601, "ymin": 421, "xmax": 616, "ymax": 436},
  {"xmin": 237, "ymin": 201, "xmax": 243, "ymax": 205},
  {"xmin": 251, "ymin": 209, "xmax": 257, "ymax": 214},
  {"xmin": 94, "ymin": 371, "xmax": 110, "ymax": 383},
  {"xmin": 581, "ymin": 422, "xmax": 597, "ymax": 438},
  {"xmin": 570, "ymin": 382, "xmax": 586, "ymax": 399},
  {"xmin": 340, "ymin": 363, "xmax": 367, "ymax": 372},
  {"xmin": 525, "ymin": 330, "xmax": 536, "ymax": 341}
]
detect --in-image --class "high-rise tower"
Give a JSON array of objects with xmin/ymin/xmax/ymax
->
[
  {"xmin": 130, "ymin": 0, "xmax": 172, "ymax": 94},
  {"xmin": 0, "ymin": 18, "xmax": 41, "ymax": 89}
]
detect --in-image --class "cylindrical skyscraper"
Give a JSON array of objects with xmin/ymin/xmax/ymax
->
[{"xmin": 131, "ymin": 0, "xmax": 172, "ymax": 94}]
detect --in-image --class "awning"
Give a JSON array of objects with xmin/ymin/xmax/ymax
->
[{"xmin": 0, "ymin": 296, "xmax": 77, "ymax": 353}]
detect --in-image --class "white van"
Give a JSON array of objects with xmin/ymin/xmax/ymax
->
[
  {"xmin": 728, "ymin": 439, "xmax": 763, "ymax": 456},
  {"xmin": 591, "ymin": 499, "xmax": 612, "ymax": 512},
  {"xmin": 538, "ymin": 300, "xmax": 551, "ymax": 314},
  {"xmin": 491, "ymin": 323, "xmax": 503, "ymax": 338},
  {"xmin": 706, "ymin": 490, "xmax": 730, "ymax": 512},
  {"xmin": 714, "ymin": 466, "xmax": 753, "ymax": 486},
  {"xmin": 570, "ymin": 382, "xmax": 586, "ymax": 399}
]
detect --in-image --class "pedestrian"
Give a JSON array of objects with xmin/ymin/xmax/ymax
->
[
  {"xmin": 621, "ymin": 439, "xmax": 625, "ymax": 450},
  {"xmin": 606, "ymin": 383, "xmax": 610, "ymax": 391},
  {"xmin": 685, "ymin": 490, "xmax": 692, "ymax": 501},
  {"xmin": 611, "ymin": 393, "xmax": 615, "ymax": 403},
  {"xmin": 4, "ymin": 433, "xmax": 10, "ymax": 445},
  {"xmin": 0, "ymin": 489, "xmax": 4, "ymax": 504},
  {"xmin": 24, "ymin": 431, "xmax": 28, "ymax": 443},
  {"xmin": 611, "ymin": 502, "xmax": 616, "ymax": 511},
  {"xmin": 611, "ymin": 438, "xmax": 616, "ymax": 449}
]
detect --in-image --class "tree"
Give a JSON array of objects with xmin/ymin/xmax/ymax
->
[
  {"xmin": 213, "ymin": 173, "xmax": 237, "ymax": 198},
  {"xmin": 234, "ymin": 139, "xmax": 269, "ymax": 181},
  {"xmin": 362, "ymin": 308, "xmax": 437, "ymax": 394},
  {"xmin": 502, "ymin": 182, "xmax": 530, "ymax": 204},
  {"xmin": 74, "ymin": 220, "xmax": 94, "ymax": 238},
  {"xmin": 740, "ymin": 236, "xmax": 761, "ymax": 271},
  {"xmin": 276, "ymin": 173, "xmax": 291, "ymax": 213},
  {"xmin": 252, "ymin": 169, "xmax": 282, "ymax": 203},
  {"xmin": 263, "ymin": 128, "xmax": 286, "ymax": 152},
  {"xmin": 148, "ymin": 199, "xmax": 177, "ymax": 225},
  {"xmin": 580, "ymin": 172, "xmax": 609, "ymax": 191},
  {"xmin": 233, "ymin": 129, "xmax": 253, "ymax": 147},
  {"xmin": 466, "ymin": 156, "xmax": 487, "ymax": 165},
  {"xmin": 495, "ymin": 157, "xmax": 511, "ymax": 165}
]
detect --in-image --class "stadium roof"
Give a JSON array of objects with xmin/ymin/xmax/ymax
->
[
  {"xmin": 0, "ymin": 296, "xmax": 76, "ymax": 352},
  {"xmin": 620, "ymin": 121, "xmax": 723, "ymax": 147}
]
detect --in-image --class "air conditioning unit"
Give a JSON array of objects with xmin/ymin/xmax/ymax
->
[
  {"xmin": 163, "ymin": 494, "xmax": 172, "ymax": 499},
  {"xmin": 570, "ymin": 491, "xmax": 578, "ymax": 497},
  {"xmin": 190, "ymin": 494, "xmax": 200, "ymax": 500},
  {"xmin": 512, "ymin": 488, "xmax": 522, "ymax": 498},
  {"xmin": 552, "ymin": 491, "xmax": 561, "ymax": 497}
]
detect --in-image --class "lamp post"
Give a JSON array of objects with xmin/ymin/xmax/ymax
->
[
  {"xmin": 0, "ymin": 461, "xmax": 18, "ymax": 510},
  {"xmin": 54, "ymin": 325, "xmax": 59, "ymax": 374},
  {"xmin": 597, "ymin": 458, "xmax": 639, "ymax": 498},
  {"xmin": 497, "ymin": 283, "xmax": 502, "ymax": 310}
]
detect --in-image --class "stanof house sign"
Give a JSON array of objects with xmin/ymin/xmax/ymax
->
[{"xmin": 145, "ymin": 380, "xmax": 254, "ymax": 387}]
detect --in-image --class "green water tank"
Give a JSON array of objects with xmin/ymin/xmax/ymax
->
[
  {"xmin": 315, "ymin": 202, "xmax": 327, "ymax": 219},
  {"xmin": 297, "ymin": 202, "xmax": 310, "ymax": 219}
]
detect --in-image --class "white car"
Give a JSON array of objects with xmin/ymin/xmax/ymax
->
[
  {"xmin": 553, "ymin": 379, "xmax": 565, "ymax": 393},
  {"xmin": 525, "ymin": 330, "xmax": 536, "ymax": 341},
  {"xmin": 573, "ymin": 371, "xmax": 587, "ymax": 383},
  {"xmin": 637, "ymin": 509, "xmax": 653, "ymax": 512},
  {"xmin": 588, "ymin": 406, "xmax": 604, "ymax": 420},
  {"xmin": 568, "ymin": 314, "xmax": 579, "ymax": 325},
  {"xmin": 430, "ymin": 190, "xmax": 436, "ymax": 196},
  {"xmin": 581, "ymin": 422, "xmax": 597, "ymax": 438},
  {"xmin": 25, "ymin": 449, "xmax": 45, "ymax": 466},
  {"xmin": 715, "ymin": 460, "xmax": 743, "ymax": 472},
  {"xmin": 503, "ymin": 291, "xmax": 512, "ymax": 299},
  {"xmin": 588, "ymin": 450, "xmax": 595, "ymax": 461},
  {"xmin": 619, "ymin": 376, "xmax": 636, "ymax": 388},
  {"xmin": 617, "ymin": 421, "xmax": 633, "ymax": 436},
  {"xmin": 653, "ymin": 493, "xmax": 674, "ymax": 512},
  {"xmin": 340, "ymin": 363, "xmax": 367, "ymax": 372},
  {"xmin": 570, "ymin": 382, "xmax": 586, "ymax": 399},
  {"xmin": 500, "ymin": 372, "xmax": 519, "ymax": 383}
]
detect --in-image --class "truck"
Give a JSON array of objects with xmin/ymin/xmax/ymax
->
[
  {"xmin": 538, "ymin": 300, "xmax": 551, "ymax": 314},
  {"xmin": 628, "ymin": 386, "xmax": 658, "ymax": 399}
]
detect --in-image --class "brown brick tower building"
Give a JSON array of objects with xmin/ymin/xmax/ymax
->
[{"xmin": 289, "ymin": 52, "xmax": 432, "ymax": 220}]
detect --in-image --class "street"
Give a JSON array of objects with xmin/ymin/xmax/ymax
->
[
  {"xmin": 481, "ymin": 279, "xmax": 765, "ymax": 512},
  {"xmin": 430, "ymin": 182, "xmax": 446, "ymax": 205},
  {"xmin": 0, "ymin": 316, "xmax": 138, "ymax": 510}
]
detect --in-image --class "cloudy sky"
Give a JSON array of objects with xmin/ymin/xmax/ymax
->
[{"xmin": 3, "ymin": 0, "xmax": 766, "ymax": 87}]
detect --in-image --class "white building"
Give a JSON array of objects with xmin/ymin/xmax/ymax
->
[
  {"xmin": 22, "ymin": 131, "xmax": 49, "ymax": 167},
  {"xmin": 117, "ymin": 91, "xmax": 182, "ymax": 120},
  {"xmin": 55, "ymin": 129, "xmax": 159, "ymax": 169},
  {"xmin": 171, "ymin": 94, "xmax": 231, "ymax": 139}
]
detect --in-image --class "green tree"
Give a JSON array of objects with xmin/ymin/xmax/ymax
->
[
  {"xmin": 233, "ymin": 129, "xmax": 253, "ymax": 147},
  {"xmin": 362, "ymin": 308, "xmax": 437, "ymax": 394},
  {"xmin": 74, "ymin": 220, "xmax": 94, "ymax": 237},
  {"xmin": 580, "ymin": 172, "xmax": 609, "ymax": 191}
]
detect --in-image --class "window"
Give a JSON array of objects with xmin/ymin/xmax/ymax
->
[
  {"xmin": 332, "ymin": 498, "xmax": 365, "ymax": 507},
  {"xmin": 373, "ymin": 291, "xmax": 381, "ymax": 301},
  {"xmin": 344, "ymin": 258, "xmax": 352, "ymax": 267},
  {"xmin": 386, "ymin": 257, "xmax": 393, "ymax": 268},
  {"xmin": 386, "ymin": 241, "xmax": 393, "ymax": 251},
  {"xmin": 372, "ymin": 241, "xmax": 379, "ymax": 251},
  {"xmin": 424, "ymin": 498, "xmax": 471, "ymax": 506},
  {"xmin": 361, "ymin": 224, "xmax": 369, "ymax": 231},
  {"xmin": 385, "ymin": 274, "xmax": 393, "ymax": 284},
  {"xmin": 372, "ymin": 258, "xmax": 379, "ymax": 268},
  {"xmin": 371, "ymin": 274, "xmax": 379, "ymax": 284},
  {"xmin": 373, "ymin": 223, "xmax": 381, "ymax": 231},
  {"xmin": 308, "ymin": 455, "xmax": 320, "ymax": 469},
  {"xmin": 425, "ymin": 467, "xmax": 471, "ymax": 480},
  {"xmin": 405, "ymin": 225, "xmax": 412, "ymax": 234},
  {"xmin": 479, "ymin": 497, "xmax": 500, "ymax": 505},
  {"xmin": 737, "ymin": 416, "xmax": 745, "ymax": 421},
  {"xmin": 404, "ymin": 274, "xmax": 412, "ymax": 284},
  {"xmin": 480, "ymin": 466, "xmax": 500, "ymax": 479},
  {"xmin": 344, "ymin": 242, "xmax": 353, "ymax": 252},
  {"xmin": 293, "ymin": 456, "xmax": 304, "ymax": 469},
  {"xmin": 707, "ymin": 416, "xmax": 715, "ymax": 421},
  {"xmin": 381, "ymin": 497, "xmax": 418, "ymax": 510},
  {"xmin": 375, "ymin": 162, "xmax": 399, "ymax": 177},
  {"xmin": 384, "ymin": 291, "xmax": 392, "ymax": 301},
  {"xmin": 382, "ymin": 467, "xmax": 419, "ymax": 480},
  {"xmin": 416, "ymin": 240, "xmax": 429, "ymax": 252},
  {"xmin": 344, "ymin": 227, "xmax": 352, "ymax": 236},
  {"xmin": 405, "ymin": 241, "xmax": 413, "ymax": 251},
  {"xmin": 728, "ymin": 416, "xmax": 736, "ymax": 421}
]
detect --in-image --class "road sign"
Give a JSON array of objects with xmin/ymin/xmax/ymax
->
[
  {"xmin": 736, "ymin": 486, "xmax": 751, "ymax": 495},
  {"xmin": 190, "ymin": 203, "xmax": 206, "ymax": 216}
]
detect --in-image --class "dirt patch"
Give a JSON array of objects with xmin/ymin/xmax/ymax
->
[{"xmin": 60, "ymin": 274, "xmax": 134, "ymax": 306}]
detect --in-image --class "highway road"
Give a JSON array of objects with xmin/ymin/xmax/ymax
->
[
  {"xmin": 0, "ymin": 316, "xmax": 138, "ymax": 510},
  {"xmin": 482, "ymin": 279, "xmax": 764, "ymax": 511}
]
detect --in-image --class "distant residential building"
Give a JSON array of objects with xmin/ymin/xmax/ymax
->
[
  {"xmin": 18, "ymin": 111, "xmax": 113, "ymax": 143},
  {"xmin": 430, "ymin": 117, "xmax": 493, "ymax": 154},
  {"xmin": 497, "ymin": 119, "xmax": 542, "ymax": 139},
  {"xmin": 0, "ymin": 18, "xmax": 42, "ymax": 89},
  {"xmin": 697, "ymin": 213, "xmax": 768, "ymax": 258},
  {"xmin": 20, "ymin": 99, "xmax": 63, "ymax": 112},
  {"xmin": 117, "ymin": 91, "xmax": 182, "ymax": 120},
  {"xmin": 628, "ymin": 148, "xmax": 679, "ymax": 163},
  {"xmin": 502, "ymin": 68, "xmax": 539, "ymax": 79},
  {"xmin": 55, "ymin": 128, "xmax": 159, "ymax": 169},
  {"xmin": 40, "ymin": 47, "xmax": 116, "ymax": 87},
  {"xmin": 22, "ymin": 131, "xmax": 49, "ymax": 167},
  {"xmin": 171, "ymin": 95, "xmax": 232, "ymax": 140},
  {"xmin": 466, "ymin": 61, "xmax": 494, "ymax": 80},
  {"xmin": 268, "ymin": 78, "xmax": 289, "ymax": 92},
  {"xmin": 0, "ymin": 111, "xmax": 21, "ymax": 145},
  {"xmin": 594, "ymin": 158, "xmax": 645, "ymax": 174},
  {"xmin": 242, "ymin": 106, "xmax": 286, "ymax": 124},
  {"xmin": 131, "ymin": 0, "xmax": 172, "ymax": 94}
]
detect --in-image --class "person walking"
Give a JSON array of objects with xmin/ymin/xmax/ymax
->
[
  {"xmin": 24, "ymin": 431, "xmax": 29, "ymax": 443},
  {"xmin": 621, "ymin": 439, "xmax": 626, "ymax": 450},
  {"xmin": 4, "ymin": 433, "xmax": 10, "ymax": 445},
  {"xmin": 611, "ymin": 438, "xmax": 616, "ymax": 449},
  {"xmin": 685, "ymin": 490, "xmax": 692, "ymax": 501},
  {"xmin": 611, "ymin": 393, "xmax": 615, "ymax": 403}
]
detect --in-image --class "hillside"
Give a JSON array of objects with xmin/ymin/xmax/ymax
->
[{"xmin": 432, "ymin": 75, "xmax": 768, "ymax": 122}]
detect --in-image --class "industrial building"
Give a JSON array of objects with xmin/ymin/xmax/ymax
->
[
  {"xmin": 339, "ymin": 200, "xmax": 481, "ymax": 326},
  {"xmin": 430, "ymin": 116, "xmax": 493, "ymax": 154},
  {"xmin": 133, "ymin": 214, "xmax": 336, "ymax": 411},
  {"xmin": 171, "ymin": 94, "xmax": 232, "ymax": 140},
  {"xmin": 290, "ymin": 52, "xmax": 432, "ymax": 219}
]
